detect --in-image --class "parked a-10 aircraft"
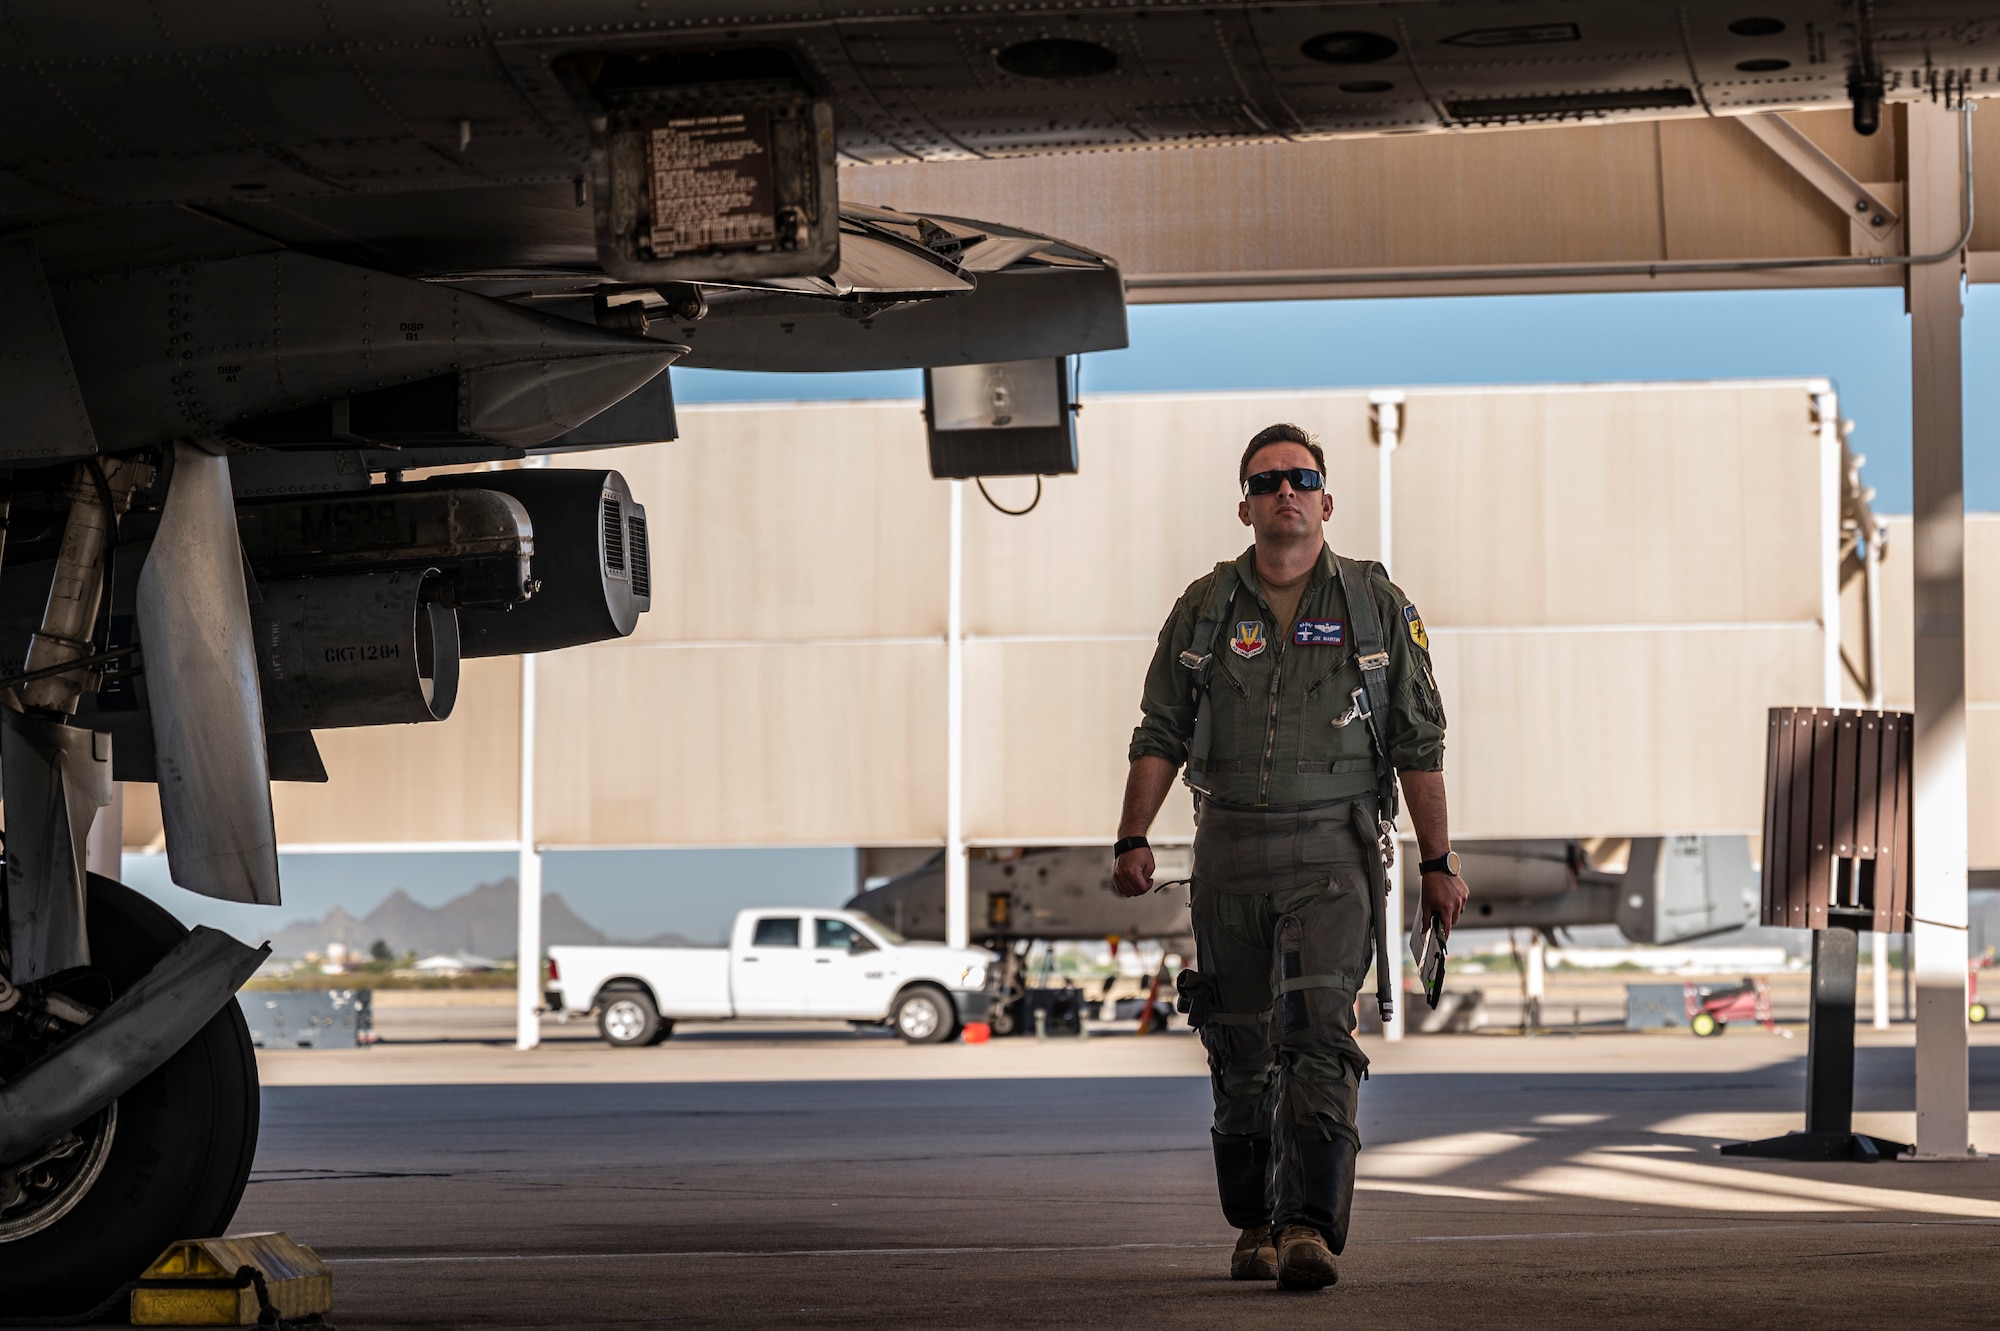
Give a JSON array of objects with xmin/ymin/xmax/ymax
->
[{"xmin": 0, "ymin": 0, "xmax": 1992, "ymax": 1313}]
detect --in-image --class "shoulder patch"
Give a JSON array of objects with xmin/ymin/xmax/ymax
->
[
  {"xmin": 1229, "ymin": 620, "xmax": 1267, "ymax": 659},
  {"xmin": 1403, "ymin": 603, "xmax": 1429, "ymax": 651},
  {"xmin": 1294, "ymin": 619, "xmax": 1344, "ymax": 646}
]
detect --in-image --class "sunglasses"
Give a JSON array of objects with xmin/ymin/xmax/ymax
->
[{"xmin": 1243, "ymin": 467, "xmax": 1325, "ymax": 496}]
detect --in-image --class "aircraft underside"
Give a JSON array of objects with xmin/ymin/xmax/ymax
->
[{"xmin": 0, "ymin": 0, "xmax": 1976, "ymax": 1312}]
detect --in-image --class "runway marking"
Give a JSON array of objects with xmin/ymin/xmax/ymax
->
[{"xmin": 325, "ymin": 1219, "xmax": 2000, "ymax": 1267}]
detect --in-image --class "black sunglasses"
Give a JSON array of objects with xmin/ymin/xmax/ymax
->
[{"xmin": 1243, "ymin": 467, "xmax": 1325, "ymax": 496}]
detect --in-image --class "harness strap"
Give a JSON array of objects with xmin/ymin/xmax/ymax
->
[
  {"xmin": 1349, "ymin": 798, "xmax": 1396, "ymax": 1024},
  {"xmin": 1276, "ymin": 974, "xmax": 1350, "ymax": 995},
  {"xmin": 1205, "ymin": 1011, "xmax": 1270, "ymax": 1027},
  {"xmin": 1180, "ymin": 561, "xmax": 1241, "ymax": 791},
  {"xmin": 1332, "ymin": 554, "xmax": 1398, "ymax": 824}
]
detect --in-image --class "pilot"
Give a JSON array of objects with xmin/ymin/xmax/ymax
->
[{"xmin": 1112, "ymin": 422, "xmax": 1468, "ymax": 1291}]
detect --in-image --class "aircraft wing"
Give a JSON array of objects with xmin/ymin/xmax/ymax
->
[{"xmin": 6, "ymin": 2, "xmax": 1992, "ymax": 287}]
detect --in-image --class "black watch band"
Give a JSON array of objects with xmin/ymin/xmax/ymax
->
[
  {"xmin": 1113, "ymin": 835, "xmax": 1150, "ymax": 857},
  {"xmin": 1419, "ymin": 850, "xmax": 1460, "ymax": 877}
]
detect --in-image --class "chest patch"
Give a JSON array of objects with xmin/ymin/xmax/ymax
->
[
  {"xmin": 1404, "ymin": 603, "xmax": 1429, "ymax": 651},
  {"xmin": 1294, "ymin": 619, "xmax": 1344, "ymax": 646},
  {"xmin": 1229, "ymin": 620, "xmax": 1267, "ymax": 659}
]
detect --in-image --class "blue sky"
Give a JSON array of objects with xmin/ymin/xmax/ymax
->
[{"xmin": 677, "ymin": 286, "xmax": 2000, "ymax": 515}]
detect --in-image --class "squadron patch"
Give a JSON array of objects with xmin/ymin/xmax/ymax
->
[
  {"xmin": 1229, "ymin": 621, "xmax": 1267, "ymax": 659},
  {"xmin": 1294, "ymin": 619, "xmax": 1344, "ymax": 646},
  {"xmin": 1404, "ymin": 603, "xmax": 1429, "ymax": 651}
]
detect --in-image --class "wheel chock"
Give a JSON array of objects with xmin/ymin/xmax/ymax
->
[{"xmin": 129, "ymin": 1232, "xmax": 332, "ymax": 1326}]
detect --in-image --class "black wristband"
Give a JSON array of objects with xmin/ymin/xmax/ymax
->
[{"xmin": 1113, "ymin": 835, "xmax": 1150, "ymax": 858}]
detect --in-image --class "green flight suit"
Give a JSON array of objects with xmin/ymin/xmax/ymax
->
[{"xmin": 1129, "ymin": 543, "xmax": 1446, "ymax": 1248}]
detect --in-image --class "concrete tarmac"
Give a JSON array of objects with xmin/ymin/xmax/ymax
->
[{"xmin": 224, "ymin": 1027, "xmax": 2000, "ymax": 1329}]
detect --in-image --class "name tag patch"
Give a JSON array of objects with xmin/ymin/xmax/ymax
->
[
  {"xmin": 1404, "ymin": 603, "xmax": 1429, "ymax": 651},
  {"xmin": 1294, "ymin": 619, "xmax": 1344, "ymax": 646},
  {"xmin": 1229, "ymin": 621, "xmax": 1267, "ymax": 659}
]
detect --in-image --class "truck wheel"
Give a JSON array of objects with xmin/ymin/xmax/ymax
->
[
  {"xmin": 1690, "ymin": 1012, "xmax": 1722, "ymax": 1037},
  {"xmin": 893, "ymin": 986, "xmax": 954, "ymax": 1045},
  {"xmin": 0, "ymin": 876, "xmax": 260, "ymax": 1318},
  {"xmin": 1971, "ymin": 1002, "xmax": 1988, "ymax": 1024},
  {"xmin": 597, "ymin": 989, "xmax": 663, "ymax": 1047}
]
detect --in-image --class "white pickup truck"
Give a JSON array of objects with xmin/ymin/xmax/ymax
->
[{"xmin": 546, "ymin": 908, "xmax": 998, "ymax": 1047}]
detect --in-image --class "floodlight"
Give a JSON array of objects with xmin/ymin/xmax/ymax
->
[{"xmin": 923, "ymin": 358, "xmax": 1077, "ymax": 479}]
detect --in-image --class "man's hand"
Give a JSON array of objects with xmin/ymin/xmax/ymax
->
[
  {"xmin": 1113, "ymin": 846, "xmax": 1156, "ymax": 897},
  {"xmin": 1420, "ymin": 870, "xmax": 1470, "ymax": 936}
]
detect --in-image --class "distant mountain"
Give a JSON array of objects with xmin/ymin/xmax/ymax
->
[{"xmin": 259, "ymin": 878, "xmax": 696, "ymax": 960}]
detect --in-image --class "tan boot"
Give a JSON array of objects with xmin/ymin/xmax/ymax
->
[
  {"xmin": 1275, "ymin": 1224, "xmax": 1338, "ymax": 1290},
  {"xmin": 1229, "ymin": 1225, "xmax": 1277, "ymax": 1281}
]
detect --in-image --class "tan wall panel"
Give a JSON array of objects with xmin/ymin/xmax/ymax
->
[
  {"xmin": 966, "ymin": 392, "xmax": 1379, "ymax": 636},
  {"xmin": 841, "ymin": 112, "xmax": 1972, "ymax": 289},
  {"xmin": 1973, "ymin": 707, "xmax": 2000, "ymax": 869},
  {"xmin": 558, "ymin": 403, "xmax": 948, "ymax": 643},
  {"xmin": 1430, "ymin": 626, "xmax": 1827, "ymax": 839},
  {"xmin": 846, "ymin": 122, "xmax": 1675, "ymax": 277},
  {"xmin": 963, "ymin": 638, "xmax": 1196, "ymax": 845},
  {"xmin": 1657, "ymin": 118, "xmax": 1852, "ymax": 260},
  {"xmin": 272, "ymin": 656, "xmax": 522, "ymax": 845},
  {"xmin": 1875, "ymin": 515, "xmax": 2000, "ymax": 709},
  {"xmin": 123, "ymin": 781, "xmax": 162, "ymax": 851},
  {"xmin": 121, "ymin": 658, "xmax": 521, "ymax": 851},
  {"xmin": 1391, "ymin": 385, "xmax": 1825, "ymax": 626},
  {"xmin": 534, "ymin": 642, "xmax": 946, "ymax": 846}
]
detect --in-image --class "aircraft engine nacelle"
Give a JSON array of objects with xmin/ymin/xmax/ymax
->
[
  {"xmin": 251, "ymin": 570, "xmax": 460, "ymax": 732},
  {"xmin": 395, "ymin": 469, "xmax": 651, "ymax": 658}
]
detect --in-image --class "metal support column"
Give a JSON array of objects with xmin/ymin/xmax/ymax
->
[
  {"xmin": 1370, "ymin": 392, "xmax": 1402, "ymax": 570},
  {"xmin": 1906, "ymin": 100, "xmax": 1973, "ymax": 1158},
  {"xmin": 515, "ymin": 651, "xmax": 542, "ymax": 1052},
  {"xmin": 1372, "ymin": 392, "xmax": 1403, "ymax": 1040},
  {"xmin": 1805, "ymin": 922, "xmax": 1860, "ymax": 1133},
  {"xmin": 945, "ymin": 479, "xmax": 969, "ymax": 951}
]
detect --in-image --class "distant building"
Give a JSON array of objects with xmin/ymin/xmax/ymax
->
[{"xmin": 412, "ymin": 953, "xmax": 500, "ymax": 975}]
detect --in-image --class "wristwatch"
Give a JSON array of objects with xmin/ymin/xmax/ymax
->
[
  {"xmin": 1418, "ymin": 850, "xmax": 1460, "ymax": 878},
  {"xmin": 1113, "ymin": 835, "xmax": 1150, "ymax": 858}
]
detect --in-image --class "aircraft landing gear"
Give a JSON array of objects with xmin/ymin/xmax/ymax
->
[{"xmin": 0, "ymin": 877, "xmax": 260, "ymax": 1318}]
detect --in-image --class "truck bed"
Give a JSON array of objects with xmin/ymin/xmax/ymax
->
[{"xmin": 549, "ymin": 945, "xmax": 733, "ymax": 1019}]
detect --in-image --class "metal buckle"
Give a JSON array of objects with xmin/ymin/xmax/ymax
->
[
  {"xmin": 1331, "ymin": 686, "xmax": 1369, "ymax": 727},
  {"xmin": 1178, "ymin": 649, "xmax": 1212, "ymax": 671},
  {"xmin": 1357, "ymin": 651, "xmax": 1390, "ymax": 673}
]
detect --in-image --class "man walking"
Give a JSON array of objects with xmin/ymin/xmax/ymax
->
[{"xmin": 1112, "ymin": 423, "xmax": 1468, "ymax": 1291}]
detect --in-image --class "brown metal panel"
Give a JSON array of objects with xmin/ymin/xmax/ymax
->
[
  {"xmin": 1875, "ymin": 711, "xmax": 1900, "ymax": 927},
  {"xmin": 1832, "ymin": 712, "xmax": 1860, "ymax": 859},
  {"xmin": 1806, "ymin": 709, "xmax": 1837, "ymax": 928},
  {"xmin": 1854, "ymin": 711, "xmax": 1883, "ymax": 858},
  {"xmin": 1856, "ymin": 711, "xmax": 1888, "ymax": 929},
  {"xmin": 1888, "ymin": 713, "xmax": 1914, "ymax": 932},
  {"xmin": 1786, "ymin": 708, "xmax": 1816, "ymax": 929},
  {"xmin": 1768, "ymin": 711, "xmax": 1800, "ymax": 927}
]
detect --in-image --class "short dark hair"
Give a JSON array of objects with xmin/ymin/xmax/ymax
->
[{"xmin": 1239, "ymin": 423, "xmax": 1327, "ymax": 487}]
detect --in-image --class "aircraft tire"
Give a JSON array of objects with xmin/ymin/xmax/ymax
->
[
  {"xmin": 597, "ymin": 987, "xmax": 663, "ymax": 1047},
  {"xmin": 0, "ymin": 876, "xmax": 260, "ymax": 1318},
  {"xmin": 893, "ymin": 985, "xmax": 955, "ymax": 1044}
]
